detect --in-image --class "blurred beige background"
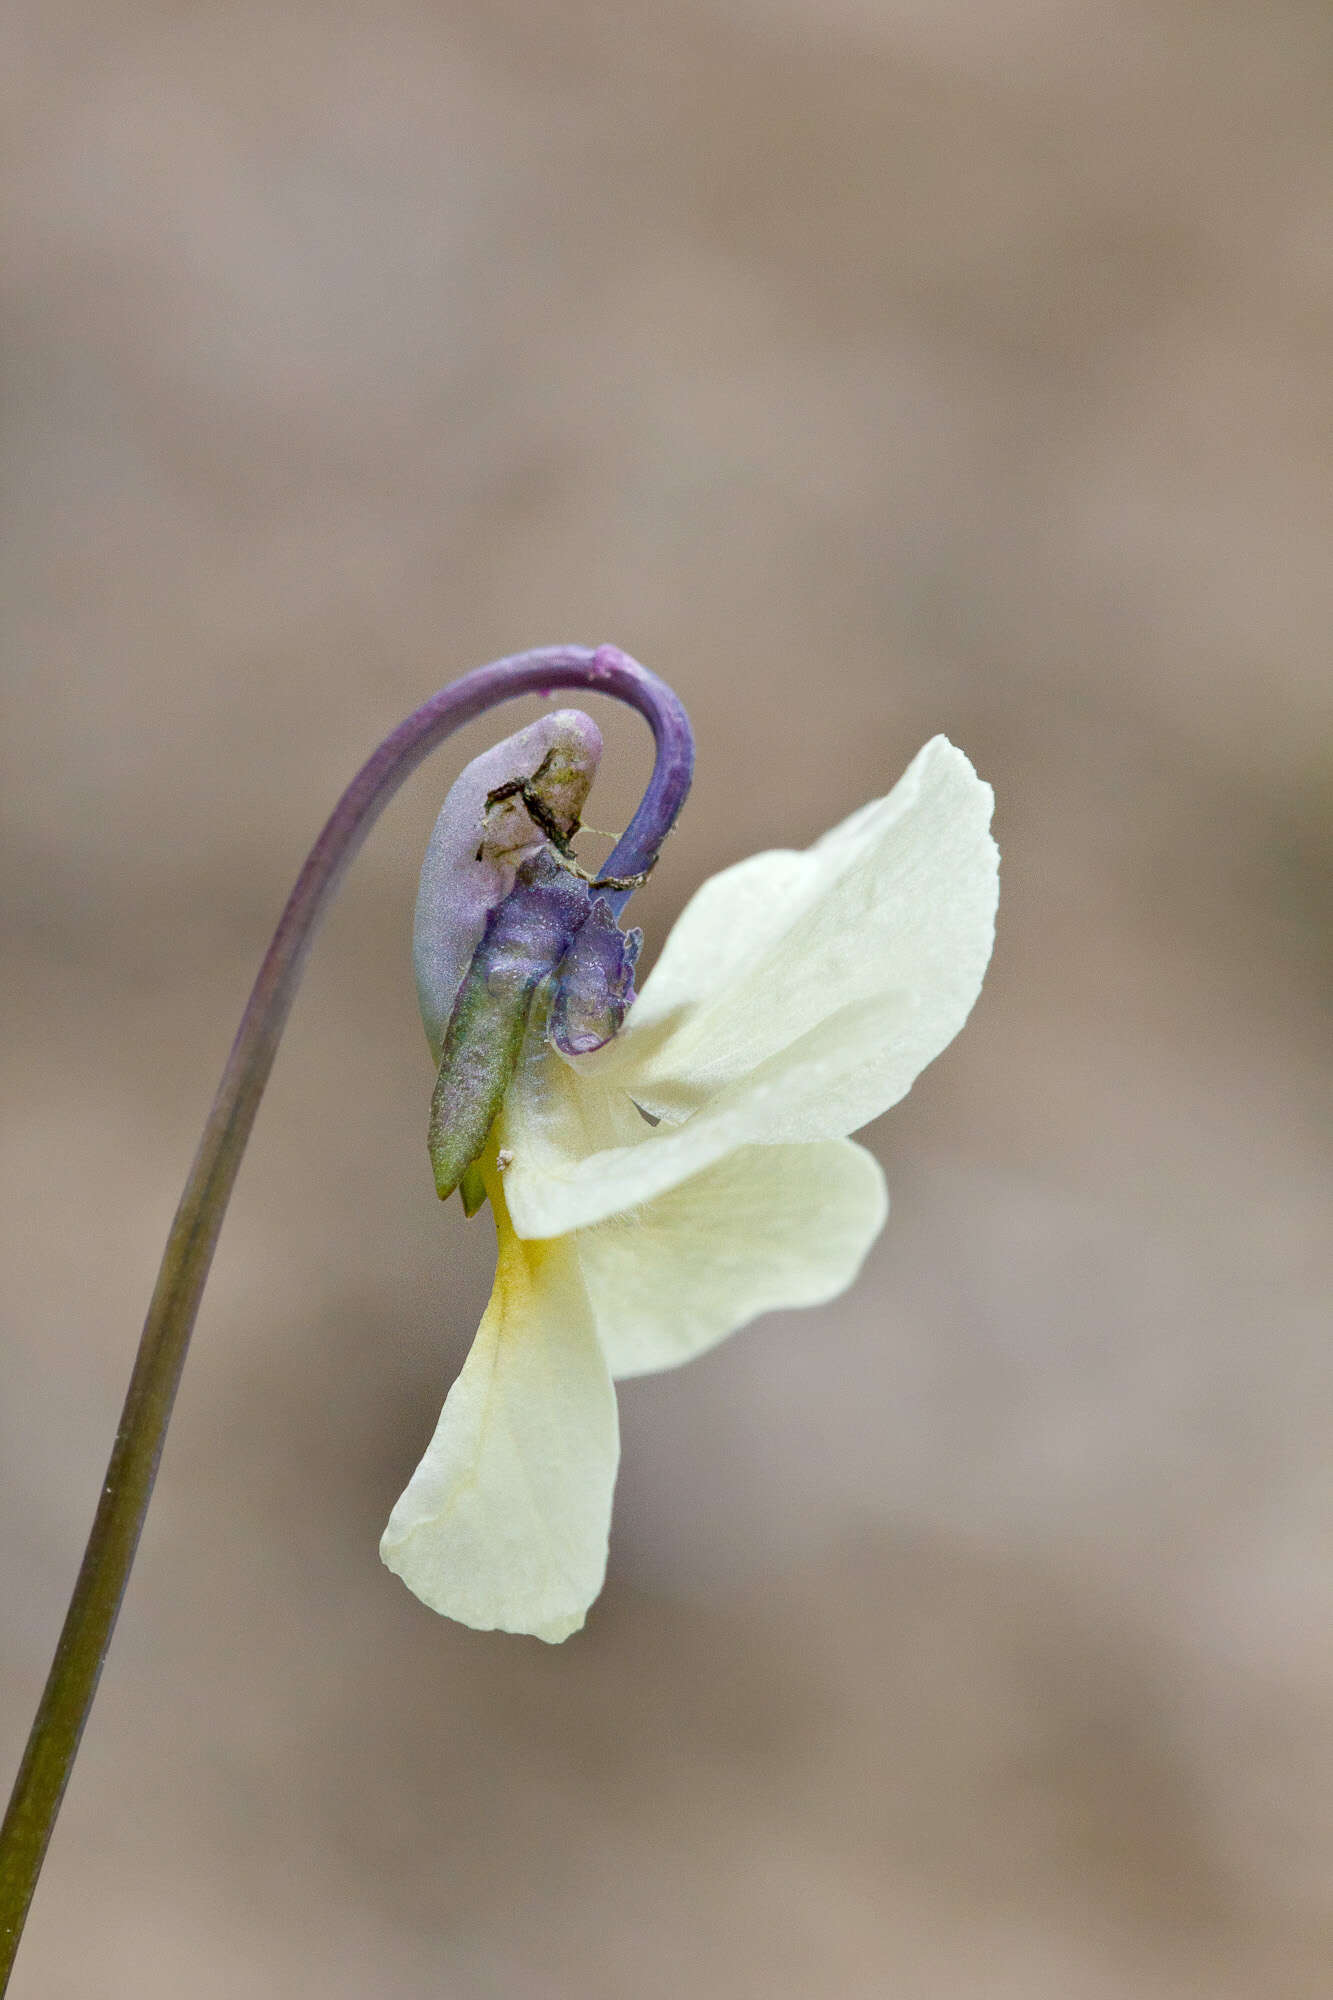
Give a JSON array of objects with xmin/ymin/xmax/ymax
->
[{"xmin": 3, "ymin": 1, "xmax": 1331, "ymax": 1994}]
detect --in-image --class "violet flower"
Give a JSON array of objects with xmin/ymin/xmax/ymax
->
[{"xmin": 382, "ymin": 728, "xmax": 998, "ymax": 1640}]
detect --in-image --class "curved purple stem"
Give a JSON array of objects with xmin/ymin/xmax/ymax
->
[{"xmin": 0, "ymin": 644, "xmax": 693, "ymax": 1987}]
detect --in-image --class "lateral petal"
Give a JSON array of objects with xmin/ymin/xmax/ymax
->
[{"xmin": 574, "ymin": 1139, "xmax": 887, "ymax": 1378}]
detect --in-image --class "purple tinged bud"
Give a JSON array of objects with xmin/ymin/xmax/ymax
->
[
  {"xmin": 552, "ymin": 901, "xmax": 643, "ymax": 1056},
  {"xmin": 413, "ymin": 710, "xmax": 602, "ymax": 1064}
]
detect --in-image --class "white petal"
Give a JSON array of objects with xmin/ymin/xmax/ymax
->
[
  {"xmin": 502, "ymin": 737, "xmax": 996, "ymax": 1236},
  {"xmin": 380, "ymin": 1204, "xmax": 618, "ymax": 1642},
  {"xmin": 622, "ymin": 779, "xmax": 918, "ymax": 1037},
  {"xmin": 628, "ymin": 735, "xmax": 997, "ymax": 1103},
  {"xmin": 574, "ymin": 1139, "xmax": 887, "ymax": 1378},
  {"xmin": 625, "ymin": 848, "xmax": 817, "ymax": 1035}
]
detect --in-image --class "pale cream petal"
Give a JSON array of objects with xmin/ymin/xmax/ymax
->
[
  {"xmin": 619, "ymin": 779, "xmax": 918, "ymax": 1038},
  {"xmin": 626, "ymin": 735, "xmax": 997, "ymax": 1103},
  {"xmin": 624, "ymin": 848, "xmax": 817, "ymax": 1035},
  {"xmin": 501, "ymin": 737, "xmax": 996, "ymax": 1237},
  {"xmin": 380, "ymin": 1196, "xmax": 618, "ymax": 1642},
  {"xmin": 574, "ymin": 1139, "xmax": 887, "ymax": 1378}
]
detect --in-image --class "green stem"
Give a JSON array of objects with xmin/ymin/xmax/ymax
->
[{"xmin": 0, "ymin": 644, "xmax": 693, "ymax": 1988}]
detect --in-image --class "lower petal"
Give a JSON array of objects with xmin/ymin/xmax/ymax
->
[
  {"xmin": 573, "ymin": 1139, "xmax": 888, "ymax": 1378},
  {"xmin": 380, "ymin": 1198, "xmax": 618, "ymax": 1642}
]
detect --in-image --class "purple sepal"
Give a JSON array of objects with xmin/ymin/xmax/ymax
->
[
  {"xmin": 414, "ymin": 710, "xmax": 602, "ymax": 1064},
  {"xmin": 552, "ymin": 899, "xmax": 643, "ymax": 1056},
  {"xmin": 428, "ymin": 847, "xmax": 648, "ymax": 1196}
]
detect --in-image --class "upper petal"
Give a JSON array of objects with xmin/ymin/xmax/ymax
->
[
  {"xmin": 573, "ymin": 1138, "xmax": 887, "ymax": 1378},
  {"xmin": 624, "ymin": 848, "xmax": 817, "ymax": 1036},
  {"xmin": 501, "ymin": 737, "xmax": 996, "ymax": 1237},
  {"xmin": 619, "ymin": 779, "xmax": 916, "ymax": 1039},
  {"xmin": 625, "ymin": 735, "xmax": 997, "ymax": 1105},
  {"xmin": 379, "ymin": 1191, "xmax": 618, "ymax": 1642}
]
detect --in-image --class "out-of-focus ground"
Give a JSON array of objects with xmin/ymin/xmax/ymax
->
[{"xmin": 3, "ymin": 1, "xmax": 1331, "ymax": 1993}]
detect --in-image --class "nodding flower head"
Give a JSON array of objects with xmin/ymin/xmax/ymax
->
[{"xmin": 383, "ymin": 700, "xmax": 998, "ymax": 1644}]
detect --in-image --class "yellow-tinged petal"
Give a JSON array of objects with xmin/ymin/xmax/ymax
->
[
  {"xmin": 380, "ymin": 1177, "xmax": 618, "ymax": 1642},
  {"xmin": 573, "ymin": 1139, "xmax": 888, "ymax": 1378}
]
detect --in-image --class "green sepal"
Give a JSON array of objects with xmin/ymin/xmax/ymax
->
[
  {"xmin": 426, "ymin": 848, "xmax": 591, "ymax": 1203},
  {"xmin": 426, "ymin": 960, "xmax": 528, "ymax": 1202},
  {"xmin": 458, "ymin": 1161, "xmax": 489, "ymax": 1218}
]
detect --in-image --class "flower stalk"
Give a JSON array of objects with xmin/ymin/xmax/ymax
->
[{"xmin": 0, "ymin": 644, "xmax": 693, "ymax": 1989}]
